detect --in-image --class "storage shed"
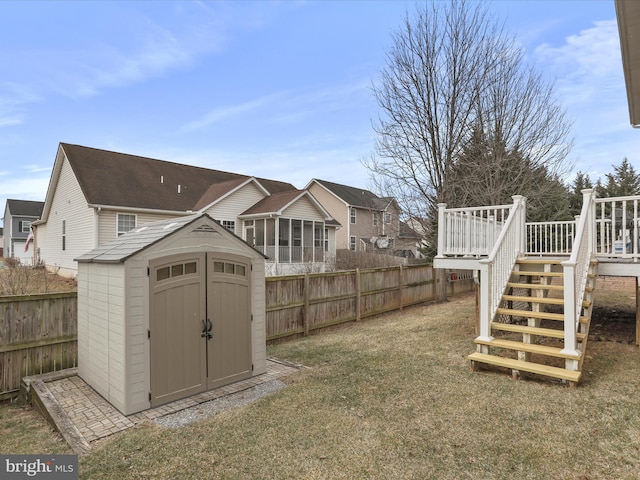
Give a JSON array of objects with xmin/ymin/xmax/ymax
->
[{"xmin": 75, "ymin": 213, "xmax": 267, "ymax": 415}]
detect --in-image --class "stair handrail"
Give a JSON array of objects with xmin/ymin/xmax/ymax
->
[
  {"xmin": 476, "ymin": 195, "xmax": 527, "ymax": 343},
  {"xmin": 561, "ymin": 189, "xmax": 596, "ymax": 359}
]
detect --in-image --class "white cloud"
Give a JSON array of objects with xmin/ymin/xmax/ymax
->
[
  {"xmin": 0, "ymin": 176, "xmax": 49, "ymax": 200},
  {"xmin": 534, "ymin": 20, "xmax": 623, "ymax": 104},
  {"xmin": 181, "ymin": 94, "xmax": 283, "ymax": 132},
  {"xmin": 182, "ymin": 80, "xmax": 371, "ymax": 132},
  {"xmin": 23, "ymin": 165, "xmax": 52, "ymax": 174},
  {"xmin": 529, "ymin": 18, "xmax": 635, "ymax": 176},
  {"xmin": 0, "ymin": 4, "xmax": 232, "ymax": 104}
]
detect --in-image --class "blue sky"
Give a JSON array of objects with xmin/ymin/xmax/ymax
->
[{"xmin": 0, "ymin": 0, "xmax": 634, "ymax": 225}]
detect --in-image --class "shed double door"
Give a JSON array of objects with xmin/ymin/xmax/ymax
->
[{"xmin": 149, "ymin": 253, "xmax": 252, "ymax": 407}]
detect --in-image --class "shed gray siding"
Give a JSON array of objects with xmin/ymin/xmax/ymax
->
[{"xmin": 77, "ymin": 214, "xmax": 266, "ymax": 415}]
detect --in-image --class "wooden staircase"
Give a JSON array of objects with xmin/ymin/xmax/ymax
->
[{"xmin": 468, "ymin": 258, "xmax": 597, "ymax": 385}]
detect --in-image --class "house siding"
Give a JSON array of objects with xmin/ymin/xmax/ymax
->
[
  {"xmin": 2, "ymin": 203, "xmax": 9, "ymax": 256},
  {"xmin": 282, "ymin": 196, "xmax": 326, "ymax": 221},
  {"xmin": 308, "ymin": 183, "xmax": 350, "ymax": 248},
  {"xmin": 97, "ymin": 211, "xmax": 178, "ymax": 245},
  {"xmin": 37, "ymin": 156, "xmax": 94, "ymax": 276},
  {"xmin": 202, "ymin": 183, "xmax": 266, "ymax": 236},
  {"xmin": 350, "ymin": 206, "xmax": 383, "ymax": 251}
]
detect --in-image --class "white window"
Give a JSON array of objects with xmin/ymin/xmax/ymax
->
[
  {"xmin": 349, "ymin": 236, "xmax": 356, "ymax": 250},
  {"xmin": 117, "ymin": 214, "xmax": 137, "ymax": 236},
  {"xmin": 221, "ymin": 220, "xmax": 235, "ymax": 233},
  {"xmin": 385, "ymin": 212, "xmax": 392, "ymax": 224},
  {"xmin": 19, "ymin": 220, "xmax": 31, "ymax": 233},
  {"xmin": 350, "ymin": 208, "xmax": 356, "ymax": 224},
  {"xmin": 373, "ymin": 212, "xmax": 379, "ymax": 226},
  {"xmin": 324, "ymin": 227, "xmax": 329, "ymax": 252}
]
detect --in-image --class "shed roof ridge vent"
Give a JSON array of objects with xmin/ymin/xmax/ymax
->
[{"xmin": 193, "ymin": 224, "xmax": 217, "ymax": 233}]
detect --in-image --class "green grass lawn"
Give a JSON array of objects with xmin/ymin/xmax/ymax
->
[{"xmin": 2, "ymin": 292, "xmax": 640, "ymax": 479}]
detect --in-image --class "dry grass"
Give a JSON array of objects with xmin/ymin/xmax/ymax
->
[
  {"xmin": 2, "ymin": 290, "xmax": 640, "ymax": 479},
  {"xmin": 0, "ymin": 259, "xmax": 77, "ymax": 295}
]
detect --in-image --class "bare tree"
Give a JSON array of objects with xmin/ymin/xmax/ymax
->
[
  {"xmin": 365, "ymin": 0, "xmax": 574, "ymax": 298},
  {"xmin": 448, "ymin": 41, "xmax": 573, "ymax": 219}
]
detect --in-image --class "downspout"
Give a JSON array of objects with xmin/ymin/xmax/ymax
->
[
  {"xmin": 31, "ymin": 224, "xmax": 37, "ymax": 265},
  {"xmin": 94, "ymin": 207, "xmax": 101, "ymax": 249}
]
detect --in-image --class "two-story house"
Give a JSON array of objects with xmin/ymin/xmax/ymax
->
[
  {"xmin": 33, "ymin": 143, "xmax": 338, "ymax": 277},
  {"xmin": 2, "ymin": 199, "xmax": 44, "ymax": 265},
  {"xmin": 306, "ymin": 179, "xmax": 420, "ymax": 256}
]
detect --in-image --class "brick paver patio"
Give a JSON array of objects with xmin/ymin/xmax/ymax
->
[{"xmin": 27, "ymin": 358, "xmax": 302, "ymax": 453}]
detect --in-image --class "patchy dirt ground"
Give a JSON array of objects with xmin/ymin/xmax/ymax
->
[
  {"xmin": 590, "ymin": 304, "xmax": 636, "ymax": 344},
  {"xmin": 590, "ymin": 276, "xmax": 637, "ymax": 344}
]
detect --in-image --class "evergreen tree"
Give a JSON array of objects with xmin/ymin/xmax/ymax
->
[
  {"xmin": 568, "ymin": 171, "xmax": 593, "ymax": 216},
  {"xmin": 600, "ymin": 158, "xmax": 640, "ymax": 198}
]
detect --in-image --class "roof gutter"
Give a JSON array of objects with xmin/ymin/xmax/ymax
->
[{"xmin": 87, "ymin": 204, "xmax": 191, "ymax": 216}]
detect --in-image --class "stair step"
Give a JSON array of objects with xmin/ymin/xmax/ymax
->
[
  {"xmin": 507, "ymin": 282, "xmax": 594, "ymax": 293},
  {"xmin": 474, "ymin": 338, "xmax": 582, "ymax": 360},
  {"xmin": 491, "ymin": 322, "xmax": 587, "ymax": 341},
  {"xmin": 507, "ymin": 282, "xmax": 564, "ymax": 291},
  {"xmin": 496, "ymin": 308, "xmax": 590, "ymax": 324},
  {"xmin": 515, "ymin": 270, "xmax": 564, "ymax": 277},
  {"xmin": 517, "ymin": 258, "xmax": 566, "ymax": 265},
  {"xmin": 468, "ymin": 352, "xmax": 582, "ymax": 383},
  {"xmin": 501, "ymin": 295, "xmax": 592, "ymax": 308}
]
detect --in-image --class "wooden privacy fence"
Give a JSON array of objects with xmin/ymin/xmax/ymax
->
[
  {"xmin": 266, "ymin": 265, "xmax": 474, "ymax": 342},
  {"xmin": 0, "ymin": 292, "xmax": 77, "ymax": 400},
  {"xmin": 0, "ymin": 266, "xmax": 473, "ymax": 398}
]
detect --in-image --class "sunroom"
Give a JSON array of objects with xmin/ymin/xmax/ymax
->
[{"xmin": 239, "ymin": 190, "xmax": 339, "ymax": 275}]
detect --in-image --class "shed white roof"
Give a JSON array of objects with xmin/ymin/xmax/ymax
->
[{"xmin": 76, "ymin": 213, "xmax": 248, "ymax": 263}]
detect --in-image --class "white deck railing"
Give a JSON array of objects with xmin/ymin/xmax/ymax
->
[
  {"xmin": 561, "ymin": 189, "xmax": 596, "ymax": 365},
  {"xmin": 437, "ymin": 203, "xmax": 512, "ymax": 257},
  {"xmin": 594, "ymin": 195, "xmax": 640, "ymax": 261},
  {"xmin": 476, "ymin": 196, "xmax": 527, "ymax": 343},
  {"xmin": 526, "ymin": 220, "xmax": 576, "ymax": 255}
]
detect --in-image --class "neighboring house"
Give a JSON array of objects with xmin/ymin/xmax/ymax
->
[
  {"xmin": 306, "ymin": 179, "xmax": 418, "ymax": 256},
  {"xmin": 2, "ymin": 199, "xmax": 44, "ymax": 265},
  {"xmin": 33, "ymin": 143, "xmax": 338, "ymax": 277}
]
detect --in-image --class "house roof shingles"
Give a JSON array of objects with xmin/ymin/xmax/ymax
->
[
  {"xmin": 313, "ymin": 179, "xmax": 391, "ymax": 210},
  {"xmin": 240, "ymin": 190, "xmax": 305, "ymax": 216},
  {"xmin": 6, "ymin": 199, "xmax": 45, "ymax": 218},
  {"xmin": 61, "ymin": 143, "xmax": 296, "ymax": 212}
]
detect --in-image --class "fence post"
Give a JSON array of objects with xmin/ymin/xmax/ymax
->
[
  {"xmin": 399, "ymin": 265, "xmax": 404, "ymax": 310},
  {"xmin": 355, "ymin": 268, "xmax": 361, "ymax": 321},
  {"xmin": 303, "ymin": 273, "xmax": 310, "ymax": 336}
]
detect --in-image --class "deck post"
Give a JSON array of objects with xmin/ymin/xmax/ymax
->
[
  {"xmin": 511, "ymin": 195, "xmax": 526, "ymax": 255},
  {"xmin": 561, "ymin": 261, "xmax": 580, "ymax": 365},
  {"xmin": 636, "ymin": 276, "xmax": 640, "ymax": 346},
  {"xmin": 437, "ymin": 203, "xmax": 447, "ymax": 258},
  {"xmin": 476, "ymin": 261, "xmax": 493, "ymax": 350}
]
